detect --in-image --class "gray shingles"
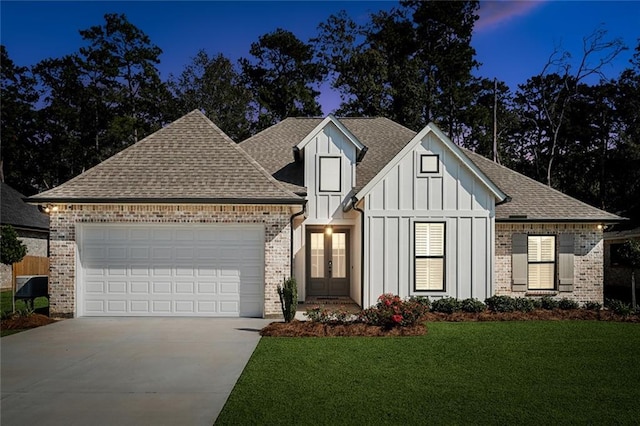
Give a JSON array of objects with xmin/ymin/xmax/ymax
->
[
  {"xmin": 1, "ymin": 183, "xmax": 49, "ymax": 230},
  {"xmin": 241, "ymin": 116, "xmax": 621, "ymax": 222},
  {"xmin": 27, "ymin": 111, "xmax": 302, "ymax": 204}
]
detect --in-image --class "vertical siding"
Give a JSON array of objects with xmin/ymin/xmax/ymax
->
[
  {"xmin": 304, "ymin": 123, "xmax": 357, "ymax": 221},
  {"xmin": 362, "ymin": 131, "xmax": 496, "ymax": 307}
]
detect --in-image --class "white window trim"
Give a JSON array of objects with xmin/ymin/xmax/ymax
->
[
  {"xmin": 527, "ymin": 235, "xmax": 556, "ymax": 290},
  {"xmin": 415, "ymin": 152, "xmax": 441, "ymax": 177},
  {"xmin": 412, "ymin": 221, "xmax": 446, "ymax": 292}
]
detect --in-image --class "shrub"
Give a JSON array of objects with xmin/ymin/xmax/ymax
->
[
  {"xmin": 460, "ymin": 298, "xmax": 486, "ymax": 313},
  {"xmin": 359, "ymin": 294, "xmax": 429, "ymax": 327},
  {"xmin": 485, "ymin": 295, "xmax": 515, "ymax": 312},
  {"xmin": 539, "ymin": 296, "xmax": 560, "ymax": 310},
  {"xmin": 277, "ymin": 277, "xmax": 297, "ymax": 322},
  {"xmin": 513, "ymin": 297, "xmax": 536, "ymax": 313},
  {"xmin": 305, "ymin": 307, "xmax": 356, "ymax": 323},
  {"xmin": 408, "ymin": 296, "xmax": 431, "ymax": 310},
  {"xmin": 583, "ymin": 301, "xmax": 602, "ymax": 311},
  {"xmin": 605, "ymin": 299, "xmax": 633, "ymax": 317},
  {"xmin": 431, "ymin": 297, "xmax": 461, "ymax": 314},
  {"xmin": 558, "ymin": 298, "xmax": 579, "ymax": 310},
  {"xmin": 1, "ymin": 225, "xmax": 27, "ymax": 265}
]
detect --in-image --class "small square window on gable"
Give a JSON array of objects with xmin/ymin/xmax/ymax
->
[
  {"xmin": 318, "ymin": 156, "xmax": 341, "ymax": 192},
  {"xmin": 416, "ymin": 153, "xmax": 440, "ymax": 177}
]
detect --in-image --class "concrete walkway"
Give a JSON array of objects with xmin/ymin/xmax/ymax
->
[{"xmin": 1, "ymin": 317, "xmax": 271, "ymax": 426}]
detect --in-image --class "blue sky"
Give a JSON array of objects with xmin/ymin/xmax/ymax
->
[{"xmin": 1, "ymin": 1, "xmax": 639, "ymax": 114}]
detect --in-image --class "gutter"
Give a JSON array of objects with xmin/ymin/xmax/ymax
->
[
  {"xmin": 289, "ymin": 202, "xmax": 307, "ymax": 277},
  {"xmin": 24, "ymin": 197, "xmax": 306, "ymax": 205},
  {"xmin": 351, "ymin": 195, "xmax": 366, "ymax": 309}
]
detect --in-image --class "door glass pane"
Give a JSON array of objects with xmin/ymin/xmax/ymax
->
[
  {"xmin": 332, "ymin": 233, "xmax": 346, "ymax": 278},
  {"xmin": 311, "ymin": 233, "xmax": 324, "ymax": 278}
]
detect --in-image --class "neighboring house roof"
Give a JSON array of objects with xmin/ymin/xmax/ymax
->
[
  {"xmin": 1, "ymin": 183, "xmax": 49, "ymax": 231},
  {"xmin": 241, "ymin": 117, "xmax": 416, "ymax": 194},
  {"xmin": 241, "ymin": 116, "xmax": 621, "ymax": 222},
  {"xmin": 604, "ymin": 226, "xmax": 640, "ymax": 241},
  {"xmin": 26, "ymin": 110, "xmax": 303, "ymax": 205}
]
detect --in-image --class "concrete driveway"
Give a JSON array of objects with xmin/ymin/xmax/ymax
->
[{"xmin": 1, "ymin": 317, "xmax": 271, "ymax": 426}]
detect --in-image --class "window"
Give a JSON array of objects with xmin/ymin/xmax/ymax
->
[
  {"xmin": 512, "ymin": 233, "xmax": 573, "ymax": 292},
  {"xmin": 318, "ymin": 156, "xmax": 341, "ymax": 192},
  {"xmin": 527, "ymin": 235, "xmax": 556, "ymax": 290},
  {"xmin": 414, "ymin": 222, "xmax": 445, "ymax": 291},
  {"xmin": 419, "ymin": 154, "xmax": 439, "ymax": 174}
]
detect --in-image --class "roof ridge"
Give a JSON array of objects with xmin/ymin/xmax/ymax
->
[
  {"xmin": 197, "ymin": 112, "xmax": 301, "ymax": 200},
  {"xmin": 32, "ymin": 111, "xmax": 203, "ymax": 198}
]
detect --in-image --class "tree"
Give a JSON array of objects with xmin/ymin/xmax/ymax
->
[
  {"xmin": 315, "ymin": 1, "xmax": 480, "ymax": 137},
  {"xmin": 0, "ymin": 225, "xmax": 27, "ymax": 266},
  {"xmin": 169, "ymin": 50, "xmax": 253, "ymax": 141},
  {"xmin": 515, "ymin": 27, "xmax": 626, "ymax": 187},
  {"xmin": 241, "ymin": 28, "xmax": 325, "ymax": 131},
  {"xmin": 78, "ymin": 13, "xmax": 170, "ymax": 151},
  {"xmin": 0, "ymin": 46, "xmax": 39, "ymax": 195},
  {"xmin": 618, "ymin": 239, "xmax": 640, "ymax": 308}
]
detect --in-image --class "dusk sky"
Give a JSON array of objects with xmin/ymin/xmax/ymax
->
[{"xmin": 2, "ymin": 1, "xmax": 639, "ymax": 114}]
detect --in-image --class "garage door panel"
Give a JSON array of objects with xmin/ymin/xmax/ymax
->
[
  {"xmin": 79, "ymin": 224, "xmax": 264, "ymax": 317},
  {"xmin": 130, "ymin": 281, "xmax": 149, "ymax": 293}
]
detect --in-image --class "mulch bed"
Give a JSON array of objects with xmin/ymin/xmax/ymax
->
[
  {"xmin": 261, "ymin": 321, "xmax": 427, "ymax": 337},
  {"xmin": 262, "ymin": 309, "xmax": 639, "ymax": 337},
  {"xmin": 1, "ymin": 313, "xmax": 58, "ymax": 331}
]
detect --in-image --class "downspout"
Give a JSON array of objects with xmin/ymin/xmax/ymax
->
[
  {"xmin": 289, "ymin": 202, "xmax": 306, "ymax": 278},
  {"xmin": 351, "ymin": 196, "xmax": 366, "ymax": 308}
]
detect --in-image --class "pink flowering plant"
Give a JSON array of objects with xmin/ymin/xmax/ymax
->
[{"xmin": 358, "ymin": 294, "xmax": 430, "ymax": 328}]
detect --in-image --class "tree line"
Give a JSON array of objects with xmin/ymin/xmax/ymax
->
[{"xmin": 1, "ymin": 1, "xmax": 639, "ymax": 225}]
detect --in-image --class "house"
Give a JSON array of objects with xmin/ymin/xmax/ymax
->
[
  {"xmin": 26, "ymin": 110, "xmax": 621, "ymax": 318},
  {"xmin": 1, "ymin": 182, "xmax": 50, "ymax": 290},
  {"xmin": 603, "ymin": 226, "xmax": 640, "ymax": 303}
]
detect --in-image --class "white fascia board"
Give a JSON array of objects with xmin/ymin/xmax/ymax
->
[
  {"xmin": 355, "ymin": 122, "xmax": 507, "ymax": 202},
  {"xmin": 295, "ymin": 114, "xmax": 366, "ymax": 152}
]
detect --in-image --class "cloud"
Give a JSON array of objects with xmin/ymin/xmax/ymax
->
[{"xmin": 476, "ymin": 0, "xmax": 547, "ymax": 32}]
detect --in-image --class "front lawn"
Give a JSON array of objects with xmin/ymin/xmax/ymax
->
[{"xmin": 216, "ymin": 321, "xmax": 639, "ymax": 425}]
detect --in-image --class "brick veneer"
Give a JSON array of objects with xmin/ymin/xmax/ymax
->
[
  {"xmin": 48, "ymin": 204, "xmax": 292, "ymax": 317},
  {"xmin": 495, "ymin": 223, "xmax": 604, "ymax": 304}
]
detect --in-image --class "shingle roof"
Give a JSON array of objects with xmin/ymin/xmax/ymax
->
[
  {"xmin": 241, "ymin": 116, "xmax": 621, "ymax": 222},
  {"xmin": 1, "ymin": 183, "xmax": 49, "ymax": 231},
  {"xmin": 27, "ymin": 110, "xmax": 303, "ymax": 204},
  {"xmin": 462, "ymin": 149, "xmax": 621, "ymax": 222},
  {"xmin": 240, "ymin": 117, "xmax": 415, "ymax": 194}
]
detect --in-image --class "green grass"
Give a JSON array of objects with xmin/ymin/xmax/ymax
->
[
  {"xmin": 1, "ymin": 290, "xmax": 48, "ymax": 314},
  {"xmin": 1, "ymin": 290, "xmax": 49, "ymax": 336},
  {"xmin": 216, "ymin": 321, "xmax": 640, "ymax": 425}
]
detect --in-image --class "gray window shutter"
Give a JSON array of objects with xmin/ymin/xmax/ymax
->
[
  {"xmin": 558, "ymin": 234, "xmax": 575, "ymax": 292},
  {"xmin": 512, "ymin": 233, "xmax": 527, "ymax": 291}
]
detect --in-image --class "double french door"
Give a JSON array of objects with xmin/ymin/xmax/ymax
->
[{"xmin": 306, "ymin": 228, "xmax": 350, "ymax": 296}]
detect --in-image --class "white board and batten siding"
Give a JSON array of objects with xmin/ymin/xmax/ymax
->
[
  {"xmin": 76, "ymin": 223, "xmax": 265, "ymax": 317},
  {"xmin": 363, "ymin": 132, "xmax": 496, "ymax": 305},
  {"xmin": 304, "ymin": 122, "xmax": 358, "ymax": 223}
]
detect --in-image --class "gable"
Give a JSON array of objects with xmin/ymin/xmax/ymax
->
[{"xmin": 355, "ymin": 123, "xmax": 506, "ymax": 206}]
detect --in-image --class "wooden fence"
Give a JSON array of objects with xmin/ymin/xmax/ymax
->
[{"xmin": 12, "ymin": 255, "xmax": 49, "ymax": 290}]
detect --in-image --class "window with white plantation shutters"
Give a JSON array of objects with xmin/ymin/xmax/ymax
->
[
  {"xmin": 414, "ymin": 223, "xmax": 445, "ymax": 291},
  {"xmin": 527, "ymin": 235, "xmax": 556, "ymax": 290}
]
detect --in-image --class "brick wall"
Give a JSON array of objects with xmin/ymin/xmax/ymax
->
[
  {"xmin": 48, "ymin": 204, "xmax": 291, "ymax": 317},
  {"xmin": 495, "ymin": 223, "xmax": 604, "ymax": 304}
]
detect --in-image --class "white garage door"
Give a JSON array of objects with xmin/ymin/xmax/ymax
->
[{"xmin": 77, "ymin": 224, "xmax": 265, "ymax": 317}]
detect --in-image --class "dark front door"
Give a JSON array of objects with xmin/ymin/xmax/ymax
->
[{"xmin": 306, "ymin": 228, "xmax": 350, "ymax": 297}]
